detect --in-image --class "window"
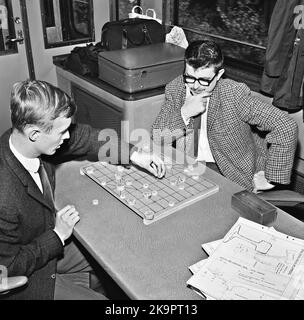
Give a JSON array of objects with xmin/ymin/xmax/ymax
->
[
  {"xmin": 0, "ymin": 0, "xmax": 18, "ymax": 55},
  {"xmin": 40, "ymin": 0, "xmax": 94, "ymax": 48},
  {"xmin": 170, "ymin": 0, "xmax": 278, "ymax": 90},
  {"xmin": 113, "ymin": 1, "xmax": 276, "ymax": 67},
  {"xmin": 112, "ymin": 0, "xmax": 276, "ymax": 90},
  {"xmin": 173, "ymin": 0, "xmax": 277, "ymax": 68}
]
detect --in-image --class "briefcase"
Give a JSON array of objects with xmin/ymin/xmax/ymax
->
[
  {"xmin": 101, "ymin": 18, "xmax": 165, "ymax": 51},
  {"xmin": 98, "ymin": 43, "xmax": 185, "ymax": 93}
]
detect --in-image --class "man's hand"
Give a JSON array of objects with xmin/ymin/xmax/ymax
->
[
  {"xmin": 54, "ymin": 205, "xmax": 80, "ymax": 243},
  {"xmin": 252, "ymin": 171, "xmax": 275, "ymax": 193},
  {"xmin": 130, "ymin": 150, "xmax": 166, "ymax": 178},
  {"xmin": 181, "ymin": 86, "xmax": 210, "ymax": 123}
]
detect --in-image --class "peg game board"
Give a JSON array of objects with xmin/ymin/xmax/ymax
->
[{"xmin": 81, "ymin": 159, "xmax": 219, "ymax": 225}]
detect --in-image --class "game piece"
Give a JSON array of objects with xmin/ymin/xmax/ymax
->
[
  {"xmin": 86, "ymin": 167, "xmax": 94, "ymax": 175},
  {"xmin": 183, "ymin": 161, "xmax": 207, "ymax": 176},
  {"xmin": 117, "ymin": 166, "xmax": 124, "ymax": 173},
  {"xmin": 178, "ymin": 175, "xmax": 186, "ymax": 183},
  {"xmin": 117, "ymin": 184, "xmax": 125, "ymax": 192},
  {"xmin": 82, "ymin": 157, "xmax": 219, "ymax": 225},
  {"xmin": 143, "ymin": 191, "xmax": 152, "ymax": 199},
  {"xmin": 127, "ymin": 197, "xmax": 136, "ymax": 206},
  {"xmin": 152, "ymin": 190, "xmax": 158, "ymax": 196},
  {"xmin": 144, "ymin": 210, "xmax": 154, "ymax": 220},
  {"xmin": 168, "ymin": 200, "xmax": 175, "ymax": 207},
  {"xmin": 92, "ymin": 199, "xmax": 99, "ymax": 205},
  {"xmin": 170, "ymin": 178, "xmax": 177, "ymax": 186}
]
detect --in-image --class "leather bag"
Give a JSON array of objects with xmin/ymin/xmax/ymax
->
[
  {"xmin": 64, "ymin": 43, "xmax": 104, "ymax": 77},
  {"xmin": 101, "ymin": 18, "xmax": 165, "ymax": 51}
]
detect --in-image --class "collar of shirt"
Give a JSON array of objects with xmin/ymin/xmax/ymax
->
[
  {"xmin": 203, "ymin": 97, "xmax": 210, "ymax": 112},
  {"xmin": 9, "ymin": 136, "xmax": 40, "ymax": 173},
  {"xmin": 197, "ymin": 97, "xmax": 214, "ymax": 162}
]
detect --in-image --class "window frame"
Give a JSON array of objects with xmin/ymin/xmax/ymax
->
[
  {"xmin": 40, "ymin": 0, "xmax": 95, "ymax": 49},
  {"xmin": 111, "ymin": 0, "xmax": 268, "ymax": 91},
  {"xmin": 0, "ymin": 0, "xmax": 18, "ymax": 56},
  {"xmin": 170, "ymin": 0, "xmax": 269, "ymax": 90}
]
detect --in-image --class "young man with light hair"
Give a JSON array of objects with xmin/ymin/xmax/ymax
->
[{"xmin": 0, "ymin": 80, "xmax": 165, "ymax": 300}]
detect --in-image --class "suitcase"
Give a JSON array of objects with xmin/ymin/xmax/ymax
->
[
  {"xmin": 101, "ymin": 18, "xmax": 165, "ymax": 51},
  {"xmin": 98, "ymin": 43, "xmax": 185, "ymax": 93}
]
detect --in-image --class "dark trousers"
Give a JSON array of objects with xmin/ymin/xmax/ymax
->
[{"xmin": 54, "ymin": 240, "xmax": 107, "ymax": 300}]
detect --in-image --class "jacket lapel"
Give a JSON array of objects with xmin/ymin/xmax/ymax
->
[
  {"xmin": 26, "ymin": 178, "xmax": 54, "ymax": 211},
  {"xmin": 2, "ymin": 131, "xmax": 55, "ymax": 211},
  {"xmin": 207, "ymin": 80, "xmax": 222, "ymax": 132}
]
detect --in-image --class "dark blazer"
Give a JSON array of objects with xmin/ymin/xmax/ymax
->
[
  {"xmin": 0, "ymin": 123, "xmax": 132, "ymax": 299},
  {"xmin": 152, "ymin": 76, "xmax": 298, "ymax": 191},
  {"xmin": 261, "ymin": 0, "xmax": 304, "ymax": 111}
]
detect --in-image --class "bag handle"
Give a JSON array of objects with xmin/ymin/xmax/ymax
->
[
  {"xmin": 122, "ymin": 24, "xmax": 152, "ymax": 49},
  {"xmin": 145, "ymin": 8, "xmax": 156, "ymax": 19},
  {"xmin": 131, "ymin": 5, "xmax": 143, "ymax": 15}
]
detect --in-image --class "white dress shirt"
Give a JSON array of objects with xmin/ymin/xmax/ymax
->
[
  {"xmin": 9, "ymin": 136, "xmax": 65, "ymax": 245},
  {"xmin": 9, "ymin": 136, "xmax": 43, "ymax": 192},
  {"xmin": 196, "ymin": 98, "xmax": 215, "ymax": 162},
  {"xmin": 181, "ymin": 95, "xmax": 215, "ymax": 162}
]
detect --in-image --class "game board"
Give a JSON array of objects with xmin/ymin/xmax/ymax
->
[{"xmin": 81, "ymin": 158, "xmax": 219, "ymax": 225}]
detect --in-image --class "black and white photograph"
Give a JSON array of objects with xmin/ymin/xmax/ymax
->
[{"xmin": 0, "ymin": 0, "xmax": 304, "ymax": 310}]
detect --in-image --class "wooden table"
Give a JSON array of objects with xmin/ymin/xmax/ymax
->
[{"xmin": 55, "ymin": 160, "xmax": 304, "ymax": 300}]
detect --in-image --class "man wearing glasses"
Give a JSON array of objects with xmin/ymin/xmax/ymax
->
[{"xmin": 151, "ymin": 39, "xmax": 298, "ymax": 192}]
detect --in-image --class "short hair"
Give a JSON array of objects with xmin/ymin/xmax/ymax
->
[
  {"xmin": 185, "ymin": 40, "xmax": 224, "ymax": 72},
  {"xmin": 10, "ymin": 80, "xmax": 76, "ymax": 133}
]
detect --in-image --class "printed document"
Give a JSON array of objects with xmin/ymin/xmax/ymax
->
[{"xmin": 187, "ymin": 217, "xmax": 304, "ymax": 300}]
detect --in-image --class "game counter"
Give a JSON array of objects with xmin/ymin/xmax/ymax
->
[{"xmin": 55, "ymin": 151, "xmax": 304, "ymax": 300}]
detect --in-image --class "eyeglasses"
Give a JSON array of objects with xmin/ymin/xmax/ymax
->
[{"xmin": 183, "ymin": 72, "xmax": 218, "ymax": 87}]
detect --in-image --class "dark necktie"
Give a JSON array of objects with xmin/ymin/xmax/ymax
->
[
  {"xmin": 38, "ymin": 161, "xmax": 54, "ymax": 205},
  {"xmin": 193, "ymin": 114, "xmax": 202, "ymax": 158}
]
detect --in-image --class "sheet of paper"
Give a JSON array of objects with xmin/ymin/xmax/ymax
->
[
  {"xmin": 189, "ymin": 239, "xmax": 222, "ymax": 274},
  {"xmin": 190, "ymin": 228, "xmax": 277, "ymax": 274},
  {"xmin": 201, "ymin": 238, "xmax": 222, "ymax": 256},
  {"xmin": 187, "ymin": 217, "xmax": 304, "ymax": 300},
  {"xmin": 189, "ymin": 258, "xmax": 207, "ymax": 274}
]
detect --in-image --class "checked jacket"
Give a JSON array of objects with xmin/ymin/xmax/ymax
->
[{"xmin": 151, "ymin": 76, "xmax": 298, "ymax": 191}]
